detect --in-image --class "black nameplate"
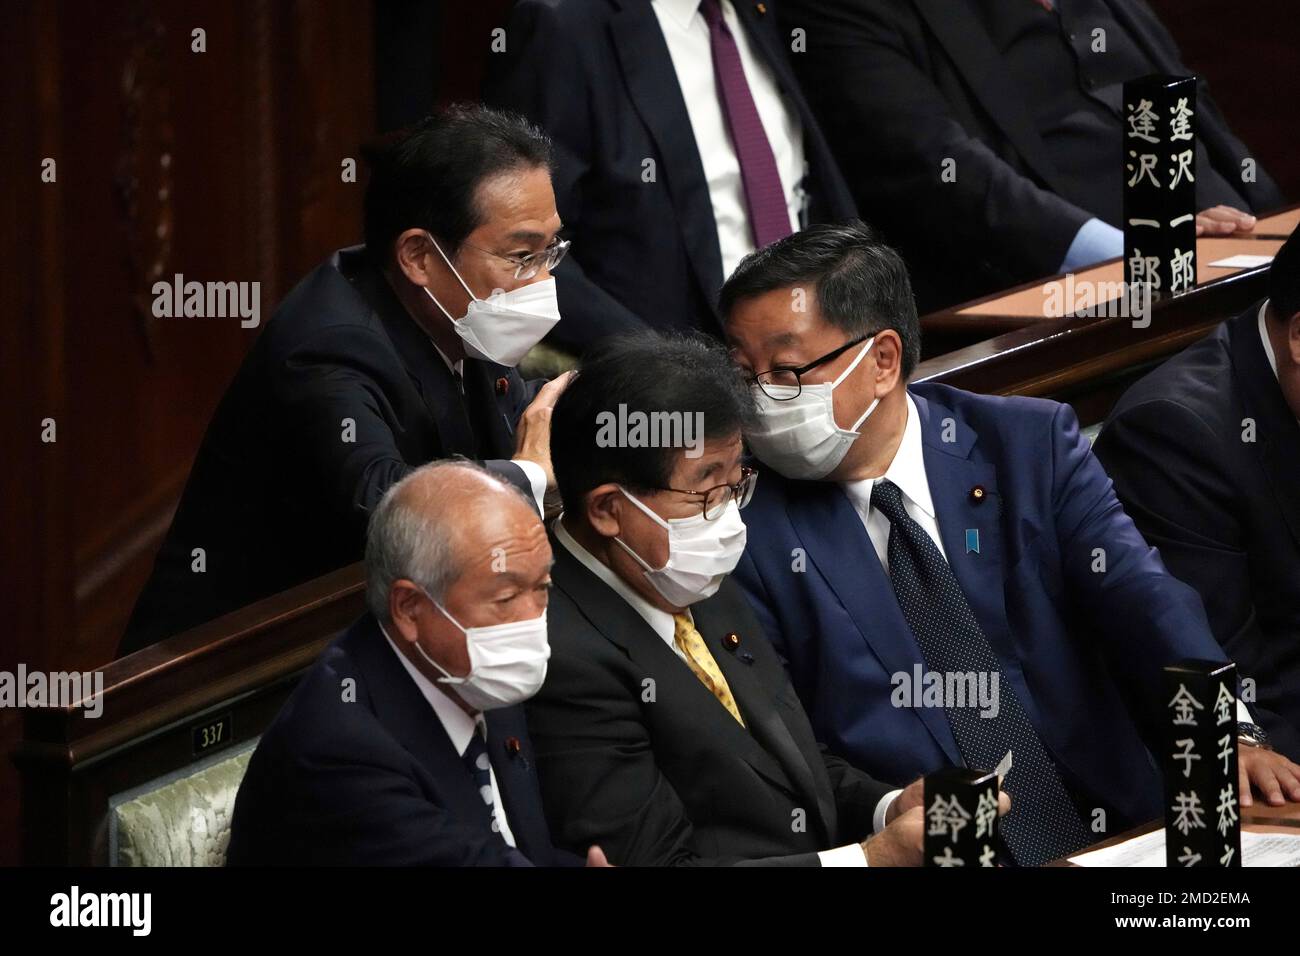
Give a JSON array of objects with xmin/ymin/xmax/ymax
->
[
  {"xmin": 924, "ymin": 767, "xmax": 1000, "ymax": 867},
  {"xmin": 192, "ymin": 711, "xmax": 233, "ymax": 756},
  {"xmin": 1123, "ymin": 74, "xmax": 1198, "ymax": 299},
  {"xmin": 1163, "ymin": 660, "xmax": 1241, "ymax": 867}
]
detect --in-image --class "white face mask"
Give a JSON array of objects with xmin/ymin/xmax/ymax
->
[
  {"xmin": 403, "ymin": 589, "xmax": 551, "ymax": 711},
  {"xmin": 746, "ymin": 336, "xmax": 879, "ymax": 480},
  {"xmin": 612, "ymin": 487, "xmax": 748, "ymax": 608},
  {"xmin": 423, "ymin": 233, "xmax": 562, "ymax": 367}
]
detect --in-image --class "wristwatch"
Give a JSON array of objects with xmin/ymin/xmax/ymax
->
[{"xmin": 1237, "ymin": 721, "xmax": 1272, "ymax": 751}]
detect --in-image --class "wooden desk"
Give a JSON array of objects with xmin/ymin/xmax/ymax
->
[
  {"xmin": 911, "ymin": 256, "xmax": 1263, "ymax": 427},
  {"xmin": 919, "ymin": 201, "xmax": 1300, "ymax": 357},
  {"xmin": 1251, "ymin": 206, "xmax": 1300, "ymax": 238},
  {"xmin": 1049, "ymin": 802, "xmax": 1300, "ymax": 867},
  {"xmin": 13, "ymin": 561, "xmax": 366, "ymax": 864},
  {"xmin": 921, "ymin": 237, "xmax": 1282, "ymax": 355}
]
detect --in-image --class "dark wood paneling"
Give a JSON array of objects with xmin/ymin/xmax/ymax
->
[
  {"xmin": 1, "ymin": 0, "xmax": 73, "ymax": 868},
  {"xmin": 4, "ymin": 0, "xmax": 375, "ymax": 865},
  {"xmin": 53, "ymin": 0, "xmax": 374, "ymax": 663},
  {"xmin": 16, "ymin": 563, "xmax": 365, "ymax": 865}
]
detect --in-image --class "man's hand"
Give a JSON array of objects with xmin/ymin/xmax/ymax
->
[
  {"xmin": 514, "ymin": 371, "xmax": 576, "ymax": 490},
  {"xmin": 870, "ymin": 784, "xmax": 1010, "ymax": 865},
  {"xmin": 885, "ymin": 776, "xmax": 1011, "ymax": 824},
  {"xmin": 886, "ymin": 777, "xmax": 926, "ymax": 823},
  {"xmin": 862, "ymin": 806, "xmax": 924, "ymax": 866},
  {"xmin": 1195, "ymin": 205, "xmax": 1257, "ymax": 237},
  {"xmin": 1239, "ymin": 746, "xmax": 1300, "ymax": 807},
  {"xmin": 585, "ymin": 845, "xmax": 614, "ymax": 867}
]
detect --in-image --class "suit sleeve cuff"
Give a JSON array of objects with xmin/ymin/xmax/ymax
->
[
  {"xmin": 512, "ymin": 459, "xmax": 548, "ymax": 513},
  {"xmin": 1060, "ymin": 217, "xmax": 1124, "ymax": 272},
  {"xmin": 873, "ymin": 788, "xmax": 904, "ymax": 834},
  {"xmin": 817, "ymin": 843, "xmax": 869, "ymax": 867}
]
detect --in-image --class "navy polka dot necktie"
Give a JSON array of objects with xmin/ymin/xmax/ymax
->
[
  {"xmin": 871, "ymin": 478, "xmax": 1093, "ymax": 866},
  {"xmin": 462, "ymin": 723, "xmax": 503, "ymax": 837}
]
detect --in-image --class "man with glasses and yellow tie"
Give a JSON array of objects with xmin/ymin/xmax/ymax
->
[{"xmin": 525, "ymin": 331, "xmax": 1003, "ymax": 865}]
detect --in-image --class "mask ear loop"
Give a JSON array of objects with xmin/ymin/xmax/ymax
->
[
  {"xmin": 418, "ymin": 588, "xmax": 472, "ymax": 686},
  {"xmin": 612, "ymin": 486, "xmax": 672, "ymax": 572},
  {"xmin": 423, "ymin": 232, "xmax": 480, "ymax": 321},
  {"xmin": 831, "ymin": 336, "xmax": 876, "ymax": 388},
  {"xmin": 830, "ymin": 336, "xmax": 881, "ymax": 433}
]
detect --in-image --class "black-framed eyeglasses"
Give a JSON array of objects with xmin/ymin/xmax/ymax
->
[
  {"xmin": 749, "ymin": 334, "xmax": 870, "ymax": 401},
  {"xmin": 459, "ymin": 237, "xmax": 571, "ymax": 280},
  {"xmin": 657, "ymin": 465, "xmax": 758, "ymax": 520}
]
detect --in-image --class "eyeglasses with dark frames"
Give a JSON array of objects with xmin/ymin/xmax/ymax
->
[{"xmin": 749, "ymin": 334, "xmax": 870, "ymax": 401}]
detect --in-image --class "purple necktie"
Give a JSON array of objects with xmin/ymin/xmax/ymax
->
[{"xmin": 699, "ymin": 0, "xmax": 793, "ymax": 248}]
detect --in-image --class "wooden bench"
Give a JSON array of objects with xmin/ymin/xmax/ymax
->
[{"xmin": 13, "ymin": 562, "xmax": 366, "ymax": 865}]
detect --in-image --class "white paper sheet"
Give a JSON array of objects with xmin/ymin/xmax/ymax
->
[
  {"xmin": 1207, "ymin": 254, "xmax": 1275, "ymax": 269},
  {"xmin": 1069, "ymin": 828, "xmax": 1300, "ymax": 867}
]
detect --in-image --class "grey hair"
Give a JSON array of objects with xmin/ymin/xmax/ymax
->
[{"xmin": 364, "ymin": 459, "xmax": 525, "ymax": 625}]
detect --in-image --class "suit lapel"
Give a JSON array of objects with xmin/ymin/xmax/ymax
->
[
  {"xmin": 785, "ymin": 474, "xmax": 963, "ymax": 764},
  {"xmin": 550, "ymin": 537, "xmax": 812, "ymax": 815},
  {"xmin": 360, "ymin": 263, "xmax": 480, "ymax": 457},
  {"xmin": 911, "ymin": 0, "xmax": 1069, "ymax": 198},
  {"xmin": 1230, "ymin": 308, "xmax": 1300, "ymax": 553},
  {"xmin": 609, "ymin": 0, "xmax": 725, "ymax": 310},
  {"xmin": 345, "ymin": 618, "xmax": 489, "ymax": 829},
  {"xmin": 461, "ymin": 358, "xmax": 519, "ymax": 460},
  {"xmin": 691, "ymin": 594, "xmax": 835, "ymax": 843},
  {"xmin": 913, "ymin": 394, "xmax": 1017, "ymax": 666},
  {"xmin": 484, "ymin": 706, "xmax": 551, "ymax": 862}
]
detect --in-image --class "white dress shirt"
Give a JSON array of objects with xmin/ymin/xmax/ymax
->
[
  {"xmin": 651, "ymin": 0, "xmax": 807, "ymax": 279},
  {"xmin": 554, "ymin": 517, "xmax": 892, "ymax": 865},
  {"xmin": 842, "ymin": 393, "xmax": 948, "ymax": 570},
  {"xmin": 380, "ymin": 625, "xmax": 518, "ymax": 848}
]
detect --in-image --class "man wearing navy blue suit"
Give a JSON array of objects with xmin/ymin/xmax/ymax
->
[
  {"xmin": 227, "ymin": 461, "xmax": 598, "ymax": 866},
  {"xmin": 485, "ymin": 0, "xmax": 856, "ymax": 351},
  {"xmin": 721, "ymin": 221, "xmax": 1300, "ymax": 865}
]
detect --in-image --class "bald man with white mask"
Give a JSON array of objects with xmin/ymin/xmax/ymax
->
[{"xmin": 227, "ymin": 461, "xmax": 607, "ymax": 866}]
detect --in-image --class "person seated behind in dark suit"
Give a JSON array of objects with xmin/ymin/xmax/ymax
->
[
  {"xmin": 227, "ymin": 460, "xmax": 601, "ymax": 866},
  {"xmin": 721, "ymin": 221, "xmax": 1300, "ymax": 866},
  {"xmin": 527, "ymin": 332, "xmax": 997, "ymax": 866},
  {"xmin": 484, "ymin": 0, "xmax": 857, "ymax": 354},
  {"xmin": 779, "ymin": 0, "xmax": 1285, "ymax": 311},
  {"xmin": 1095, "ymin": 227, "xmax": 1300, "ymax": 772},
  {"xmin": 121, "ymin": 105, "xmax": 575, "ymax": 655}
]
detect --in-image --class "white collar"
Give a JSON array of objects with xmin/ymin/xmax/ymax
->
[
  {"xmin": 654, "ymin": 0, "xmax": 708, "ymax": 31},
  {"xmin": 553, "ymin": 515, "xmax": 683, "ymax": 647},
  {"xmin": 842, "ymin": 392, "xmax": 936, "ymax": 520},
  {"xmin": 427, "ymin": 336, "xmax": 464, "ymax": 379},
  {"xmin": 380, "ymin": 622, "xmax": 482, "ymax": 756},
  {"xmin": 1259, "ymin": 299, "xmax": 1281, "ymax": 381}
]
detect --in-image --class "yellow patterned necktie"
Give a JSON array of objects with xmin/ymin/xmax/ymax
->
[{"xmin": 672, "ymin": 613, "xmax": 745, "ymax": 727}]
